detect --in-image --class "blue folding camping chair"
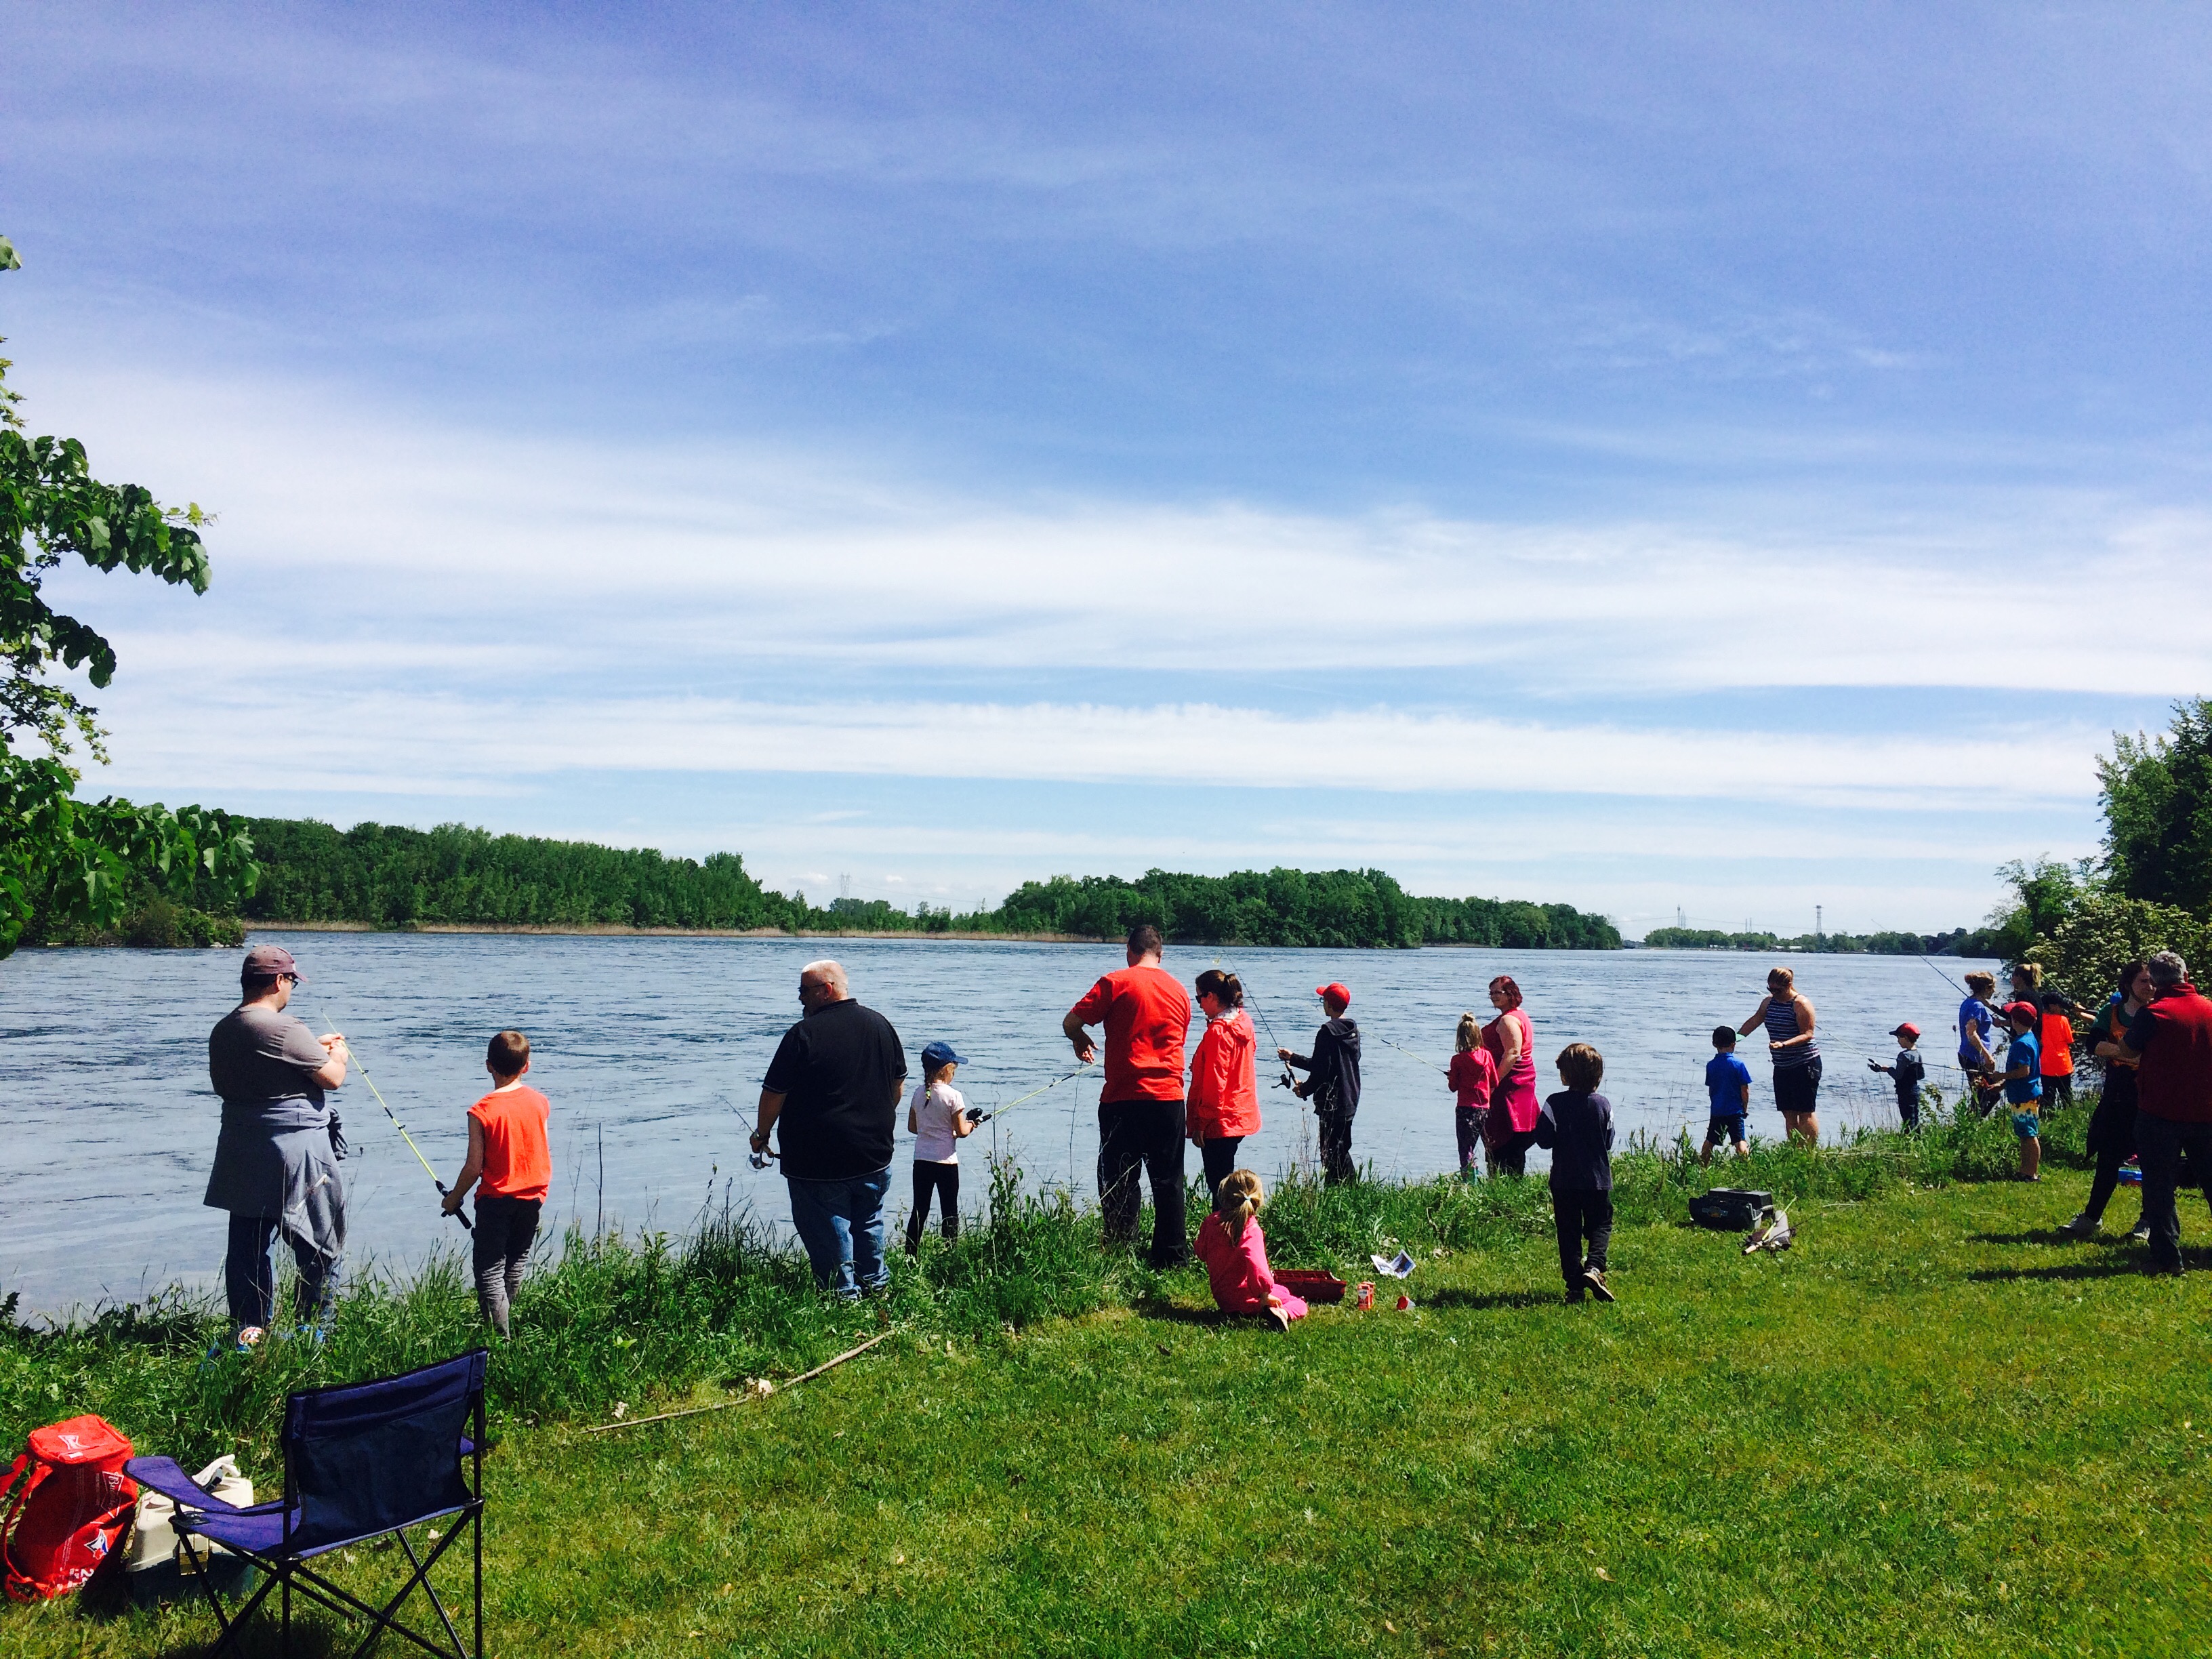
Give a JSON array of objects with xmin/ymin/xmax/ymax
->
[{"xmin": 125, "ymin": 1348, "xmax": 489, "ymax": 1658}]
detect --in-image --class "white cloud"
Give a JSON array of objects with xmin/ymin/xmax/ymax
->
[
  {"xmin": 36, "ymin": 364, "xmax": 2212, "ymax": 705},
  {"xmin": 95, "ymin": 684, "xmax": 2095, "ymax": 811}
]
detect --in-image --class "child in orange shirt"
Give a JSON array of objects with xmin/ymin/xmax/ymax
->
[
  {"xmin": 2039, "ymin": 993, "xmax": 2077, "ymax": 1109},
  {"xmin": 443, "ymin": 1030, "xmax": 551, "ymax": 1338}
]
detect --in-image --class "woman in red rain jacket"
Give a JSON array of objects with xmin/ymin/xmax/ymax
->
[{"xmin": 1188, "ymin": 968, "xmax": 1261, "ymax": 1200}]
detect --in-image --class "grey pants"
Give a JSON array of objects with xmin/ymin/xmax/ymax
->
[{"xmin": 472, "ymin": 1193, "xmax": 541, "ymax": 1338}]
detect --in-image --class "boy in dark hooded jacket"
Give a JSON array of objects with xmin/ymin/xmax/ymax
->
[
  {"xmin": 1281, "ymin": 982, "xmax": 1362, "ymax": 1184},
  {"xmin": 1535, "ymin": 1042, "xmax": 1616, "ymax": 1304}
]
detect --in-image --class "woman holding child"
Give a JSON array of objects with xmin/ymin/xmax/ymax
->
[{"xmin": 1481, "ymin": 976, "xmax": 1540, "ymax": 1176}]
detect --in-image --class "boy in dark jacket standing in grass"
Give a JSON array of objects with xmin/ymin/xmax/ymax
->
[{"xmin": 1535, "ymin": 1042, "xmax": 1616, "ymax": 1304}]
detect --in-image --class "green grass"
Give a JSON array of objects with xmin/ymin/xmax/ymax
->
[{"xmin": 8, "ymin": 1097, "xmax": 2209, "ymax": 1656}]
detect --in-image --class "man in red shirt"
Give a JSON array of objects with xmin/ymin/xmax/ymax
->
[
  {"xmin": 2123, "ymin": 950, "xmax": 2212, "ymax": 1275},
  {"xmin": 1063, "ymin": 924, "xmax": 1193, "ymax": 1267}
]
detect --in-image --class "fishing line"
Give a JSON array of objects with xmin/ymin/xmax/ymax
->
[
  {"xmin": 1216, "ymin": 956, "xmax": 1300, "ymax": 1094},
  {"xmin": 966, "ymin": 1060, "xmax": 1095, "ymax": 1124},
  {"xmin": 1372, "ymin": 1031, "xmax": 1448, "ymax": 1076},
  {"xmin": 316, "ymin": 1013, "xmax": 472, "ymax": 1231}
]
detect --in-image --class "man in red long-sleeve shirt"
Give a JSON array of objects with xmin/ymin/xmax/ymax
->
[
  {"xmin": 1063, "ymin": 924, "xmax": 1192, "ymax": 1268},
  {"xmin": 2123, "ymin": 950, "xmax": 2212, "ymax": 1276}
]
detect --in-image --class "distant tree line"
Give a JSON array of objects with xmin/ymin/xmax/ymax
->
[
  {"xmin": 60, "ymin": 817, "xmax": 1620, "ymax": 951},
  {"xmin": 991, "ymin": 869, "xmax": 1620, "ymax": 949},
  {"xmin": 1640, "ymin": 925, "xmax": 1983, "ymax": 956}
]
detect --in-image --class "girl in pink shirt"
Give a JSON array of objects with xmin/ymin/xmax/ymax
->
[
  {"xmin": 1446, "ymin": 1011, "xmax": 1499, "ymax": 1175},
  {"xmin": 1193, "ymin": 1170, "xmax": 1307, "ymax": 1330}
]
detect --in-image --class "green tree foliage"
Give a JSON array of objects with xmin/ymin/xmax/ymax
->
[
  {"xmin": 2098, "ymin": 697, "xmax": 2212, "ymax": 914},
  {"xmin": 1, "ymin": 237, "xmax": 256, "ymax": 957},
  {"xmin": 228, "ymin": 824, "xmax": 1622, "ymax": 949},
  {"xmin": 2037, "ymin": 893, "xmax": 2212, "ymax": 1009},
  {"xmin": 239, "ymin": 819, "xmax": 803, "ymax": 931}
]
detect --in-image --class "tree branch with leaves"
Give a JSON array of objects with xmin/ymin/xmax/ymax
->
[{"xmin": 0, "ymin": 232, "xmax": 258, "ymax": 957}]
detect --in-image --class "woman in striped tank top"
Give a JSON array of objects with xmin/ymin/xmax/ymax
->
[{"xmin": 1739, "ymin": 966, "xmax": 1821, "ymax": 1146}]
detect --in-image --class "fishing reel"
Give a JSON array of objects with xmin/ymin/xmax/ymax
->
[
  {"xmin": 1274, "ymin": 1065, "xmax": 1300, "ymax": 1093},
  {"xmin": 749, "ymin": 1147, "xmax": 778, "ymax": 1171}
]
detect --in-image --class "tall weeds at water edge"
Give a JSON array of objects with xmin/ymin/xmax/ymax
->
[{"xmin": 0, "ymin": 1092, "xmax": 2095, "ymax": 1467}]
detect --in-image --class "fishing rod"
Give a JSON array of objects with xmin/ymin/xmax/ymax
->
[
  {"xmin": 966, "ymin": 1061, "xmax": 1095, "ymax": 1124},
  {"xmin": 1216, "ymin": 958, "xmax": 1300, "ymax": 1092},
  {"xmin": 1916, "ymin": 953, "xmax": 1973, "ymax": 999},
  {"xmin": 1372, "ymin": 1031, "xmax": 1448, "ymax": 1076},
  {"xmin": 318, "ymin": 1016, "xmax": 472, "ymax": 1231}
]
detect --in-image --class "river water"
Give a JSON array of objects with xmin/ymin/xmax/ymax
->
[{"xmin": 0, "ymin": 934, "xmax": 2002, "ymax": 1315}]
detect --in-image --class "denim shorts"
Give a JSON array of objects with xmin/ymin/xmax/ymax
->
[
  {"xmin": 1706, "ymin": 1113, "xmax": 1747, "ymax": 1145},
  {"xmin": 2011, "ymin": 1110, "xmax": 2041, "ymax": 1139}
]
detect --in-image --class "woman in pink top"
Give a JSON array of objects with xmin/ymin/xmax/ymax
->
[
  {"xmin": 1193, "ymin": 1170, "xmax": 1307, "ymax": 1330},
  {"xmin": 1482, "ymin": 975, "xmax": 1539, "ymax": 1176}
]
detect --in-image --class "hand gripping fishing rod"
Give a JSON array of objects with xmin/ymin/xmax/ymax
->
[
  {"xmin": 966, "ymin": 1060, "xmax": 1096, "ymax": 1124},
  {"xmin": 321, "ymin": 1019, "xmax": 472, "ymax": 1231}
]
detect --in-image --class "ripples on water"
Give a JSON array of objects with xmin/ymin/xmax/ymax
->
[{"xmin": 0, "ymin": 933, "xmax": 2000, "ymax": 1313}]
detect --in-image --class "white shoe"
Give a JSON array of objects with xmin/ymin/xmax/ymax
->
[{"xmin": 2060, "ymin": 1212, "xmax": 2100, "ymax": 1238}]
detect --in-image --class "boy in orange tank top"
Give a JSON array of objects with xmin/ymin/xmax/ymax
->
[{"xmin": 443, "ymin": 1031, "xmax": 551, "ymax": 1338}]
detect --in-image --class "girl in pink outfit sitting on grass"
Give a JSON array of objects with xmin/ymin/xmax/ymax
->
[{"xmin": 1193, "ymin": 1169, "xmax": 1307, "ymax": 1330}]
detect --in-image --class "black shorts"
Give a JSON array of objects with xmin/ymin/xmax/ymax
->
[{"xmin": 1774, "ymin": 1057, "xmax": 1822, "ymax": 1115}]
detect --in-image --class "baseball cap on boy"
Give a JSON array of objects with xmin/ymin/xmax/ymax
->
[
  {"xmin": 242, "ymin": 943, "xmax": 304, "ymax": 983},
  {"xmin": 1315, "ymin": 983, "xmax": 1351, "ymax": 1008},
  {"xmin": 919, "ymin": 1040, "xmax": 968, "ymax": 1069},
  {"xmin": 1889, "ymin": 1023, "xmax": 1920, "ymax": 1040},
  {"xmin": 2003, "ymin": 1002, "xmax": 2041, "ymax": 1026}
]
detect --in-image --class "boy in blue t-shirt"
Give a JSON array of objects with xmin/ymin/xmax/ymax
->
[
  {"xmin": 1701, "ymin": 1025, "xmax": 1752, "ymax": 1166},
  {"xmin": 2000, "ymin": 1001, "xmax": 2043, "ymax": 1182}
]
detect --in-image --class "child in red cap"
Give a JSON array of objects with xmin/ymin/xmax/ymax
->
[
  {"xmin": 1868, "ymin": 1022, "xmax": 1927, "ymax": 1131},
  {"xmin": 1279, "ymin": 983, "xmax": 1361, "ymax": 1184}
]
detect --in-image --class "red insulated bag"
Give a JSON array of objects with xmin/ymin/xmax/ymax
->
[{"xmin": 2, "ymin": 1415, "xmax": 138, "ymax": 1600}]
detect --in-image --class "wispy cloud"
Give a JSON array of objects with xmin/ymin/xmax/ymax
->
[{"xmin": 45, "ymin": 366, "xmax": 2212, "ymax": 703}]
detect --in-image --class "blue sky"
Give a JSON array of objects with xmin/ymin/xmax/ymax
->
[{"xmin": 5, "ymin": 3, "xmax": 2209, "ymax": 934}]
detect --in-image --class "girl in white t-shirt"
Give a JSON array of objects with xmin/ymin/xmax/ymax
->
[{"xmin": 906, "ymin": 1040, "xmax": 977, "ymax": 1252}]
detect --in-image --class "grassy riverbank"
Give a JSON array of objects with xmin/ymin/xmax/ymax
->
[{"xmin": 7, "ymin": 1097, "xmax": 2205, "ymax": 1656}]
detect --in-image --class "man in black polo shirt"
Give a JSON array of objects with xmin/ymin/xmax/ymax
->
[{"xmin": 751, "ymin": 959, "xmax": 907, "ymax": 1297}]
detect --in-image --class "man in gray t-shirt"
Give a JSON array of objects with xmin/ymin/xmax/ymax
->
[
  {"xmin": 204, "ymin": 943, "xmax": 350, "ymax": 1344},
  {"xmin": 209, "ymin": 1002, "xmax": 336, "ymax": 1111}
]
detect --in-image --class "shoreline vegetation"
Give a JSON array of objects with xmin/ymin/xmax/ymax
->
[
  {"xmin": 1, "ymin": 1084, "xmax": 2088, "ymax": 1458},
  {"xmin": 26, "ymin": 816, "xmax": 1625, "ymax": 951},
  {"xmin": 8, "ymin": 1087, "xmax": 2195, "ymax": 1658}
]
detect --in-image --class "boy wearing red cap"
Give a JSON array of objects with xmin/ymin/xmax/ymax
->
[
  {"xmin": 1868, "ymin": 1022, "xmax": 1927, "ymax": 1131},
  {"xmin": 1280, "ymin": 983, "xmax": 1362, "ymax": 1184}
]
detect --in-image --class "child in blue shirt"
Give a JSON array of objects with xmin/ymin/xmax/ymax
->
[
  {"xmin": 1701, "ymin": 1025, "xmax": 1751, "ymax": 1166},
  {"xmin": 2001, "ymin": 1001, "xmax": 2043, "ymax": 1182}
]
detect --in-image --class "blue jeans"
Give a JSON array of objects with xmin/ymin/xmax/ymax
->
[
  {"xmin": 224, "ymin": 1212, "xmax": 337, "ymax": 1330},
  {"xmin": 787, "ymin": 1166, "xmax": 893, "ymax": 1296}
]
